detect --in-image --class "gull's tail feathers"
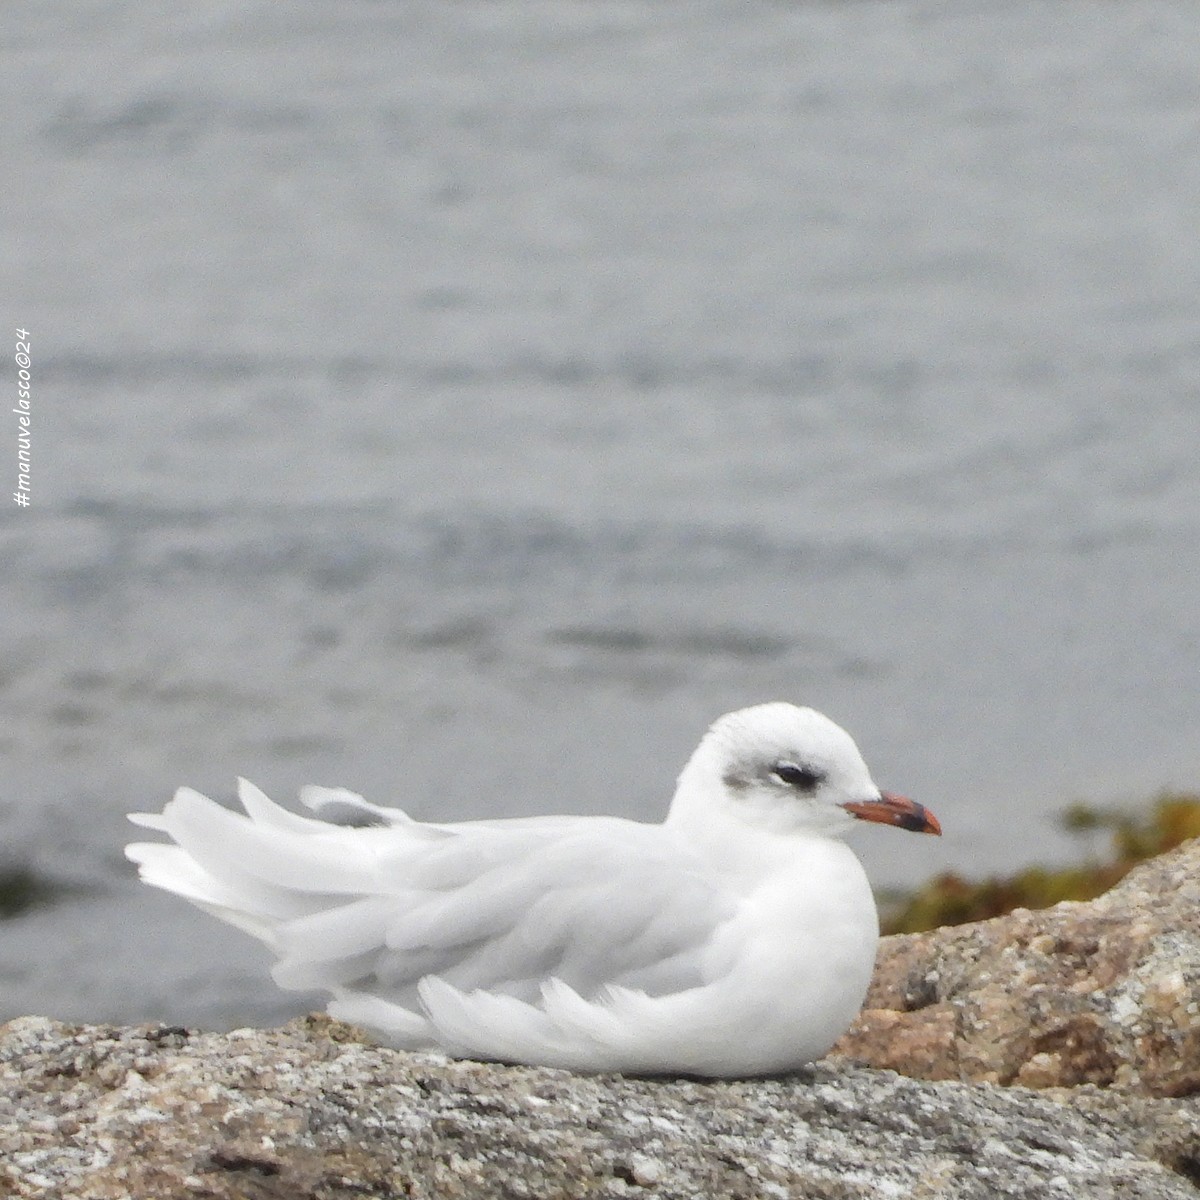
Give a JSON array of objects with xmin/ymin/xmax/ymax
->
[{"xmin": 125, "ymin": 780, "xmax": 425, "ymax": 963}]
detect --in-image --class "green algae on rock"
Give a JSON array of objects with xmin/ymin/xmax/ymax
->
[{"xmin": 882, "ymin": 792, "xmax": 1200, "ymax": 935}]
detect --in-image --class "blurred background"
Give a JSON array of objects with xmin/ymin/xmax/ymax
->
[{"xmin": 2, "ymin": 0, "xmax": 1198, "ymax": 1029}]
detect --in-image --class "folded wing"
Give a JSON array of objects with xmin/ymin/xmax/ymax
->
[{"xmin": 126, "ymin": 780, "xmax": 737, "ymax": 1062}]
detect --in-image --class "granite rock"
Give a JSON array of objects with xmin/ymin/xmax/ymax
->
[
  {"xmin": 832, "ymin": 837, "xmax": 1200, "ymax": 1095},
  {"xmin": 7, "ymin": 841, "xmax": 1200, "ymax": 1195},
  {"xmin": 3, "ymin": 1013, "xmax": 1200, "ymax": 1200}
]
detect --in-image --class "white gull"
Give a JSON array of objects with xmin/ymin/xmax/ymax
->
[{"xmin": 126, "ymin": 702, "xmax": 940, "ymax": 1077}]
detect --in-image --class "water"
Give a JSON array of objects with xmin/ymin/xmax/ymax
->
[{"xmin": 2, "ymin": 0, "xmax": 1198, "ymax": 1029}]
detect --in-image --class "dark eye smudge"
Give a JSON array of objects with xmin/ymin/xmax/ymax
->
[{"xmin": 773, "ymin": 763, "xmax": 825, "ymax": 791}]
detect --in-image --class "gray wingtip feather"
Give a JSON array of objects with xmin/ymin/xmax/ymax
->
[{"xmin": 300, "ymin": 785, "xmax": 413, "ymax": 828}]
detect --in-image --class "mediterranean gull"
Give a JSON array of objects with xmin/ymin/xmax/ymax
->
[{"xmin": 126, "ymin": 702, "xmax": 940, "ymax": 1077}]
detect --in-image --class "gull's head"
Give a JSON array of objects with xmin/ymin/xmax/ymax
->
[{"xmin": 673, "ymin": 702, "xmax": 940, "ymax": 840}]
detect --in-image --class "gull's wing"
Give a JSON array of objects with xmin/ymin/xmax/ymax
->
[
  {"xmin": 319, "ymin": 820, "xmax": 736, "ymax": 1004},
  {"xmin": 127, "ymin": 782, "xmax": 738, "ymax": 1035}
]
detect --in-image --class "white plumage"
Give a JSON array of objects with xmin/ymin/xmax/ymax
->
[{"xmin": 126, "ymin": 702, "xmax": 939, "ymax": 1077}]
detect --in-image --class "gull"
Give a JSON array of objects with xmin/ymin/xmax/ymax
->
[{"xmin": 126, "ymin": 703, "xmax": 939, "ymax": 1077}]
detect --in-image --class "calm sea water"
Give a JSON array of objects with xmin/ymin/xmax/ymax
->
[{"xmin": 1, "ymin": 0, "xmax": 1198, "ymax": 1029}]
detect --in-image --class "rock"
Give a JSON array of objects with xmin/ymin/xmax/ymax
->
[
  {"xmin": 831, "ymin": 836, "xmax": 1200, "ymax": 1096},
  {"xmin": 7, "ymin": 841, "xmax": 1200, "ymax": 1194},
  {"xmin": 2, "ymin": 1013, "xmax": 1200, "ymax": 1199}
]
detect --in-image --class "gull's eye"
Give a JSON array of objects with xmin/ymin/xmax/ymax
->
[{"xmin": 772, "ymin": 762, "xmax": 825, "ymax": 792}]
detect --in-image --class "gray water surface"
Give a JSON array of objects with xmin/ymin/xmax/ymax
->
[{"xmin": 2, "ymin": 0, "xmax": 1198, "ymax": 1029}]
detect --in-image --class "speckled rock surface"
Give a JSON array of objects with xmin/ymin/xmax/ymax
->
[
  {"xmin": 832, "ymin": 838, "xmax": 1200, "ymax": 1096},
  {"xmin": 3, "ymin": 1013, "xmax": 1200, "ymax": 1199}
]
